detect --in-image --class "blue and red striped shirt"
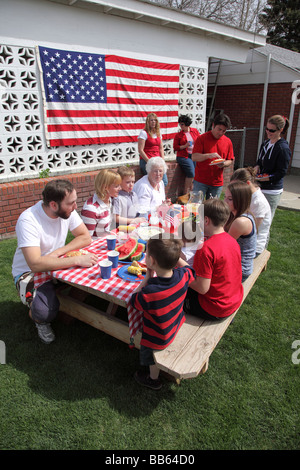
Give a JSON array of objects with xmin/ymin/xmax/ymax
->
[{"xmin": 130, "ymin": 266, "xmax": 195, "ymax": 350}]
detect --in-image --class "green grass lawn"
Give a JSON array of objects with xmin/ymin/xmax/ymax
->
[{"xmin": 0, "ymin": 208, "xmax": 299, "ymax": 450}]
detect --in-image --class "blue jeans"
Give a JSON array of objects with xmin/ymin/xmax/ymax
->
[
  {"xmin": 140, "ymin": 159, "xmax": 168, "ymax": 186},
  {"xmin": 176, "ymin": 156, "xmax": 195, "ymax": 178},
  {"xmin": 193, "ymin": 180, "xmax": 223, "ymax": 199}
]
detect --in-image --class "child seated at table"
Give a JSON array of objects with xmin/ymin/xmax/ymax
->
[
  {"xmin": 113, "ymin": 166, "xmax": 146, "ymax": 226},
  {"xmin": 81, "ymin": 169, "xmax": 121, "ymax": 239},
  {"xmin": 130, "ymin": 234, "xmax": 195, "ymax": 390},
  {"xmin": 224, "ymin": 181, "xmax": 257, "ymax": 282},
  {"xmin": 178, "ymin": 198, "xmax": 244, "ymax": 321}
]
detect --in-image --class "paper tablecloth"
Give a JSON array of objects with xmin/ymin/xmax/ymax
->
[{"xmin": 34, "ymin": 237, "xmax": 143, "ymax": 338}]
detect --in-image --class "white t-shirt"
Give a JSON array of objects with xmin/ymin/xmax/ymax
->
[
  {"xmin": 250, "ymin": 188, "xmax": 272, "ymax": 254},
  {"xmin": 133, "ymin": 175, "xmax": 165, "ymax": 210},
  {"xmin": 12, "ymin": 200, "xmax": 82, "ymax": 277}
]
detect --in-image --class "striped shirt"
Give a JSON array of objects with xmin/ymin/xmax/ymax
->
[
  {"xmin": 81, "ymin": 193, "xmax": 113, "ymax": 239},
  {"xmin": 130, "ymin": 266, "xmax": 195, "ymax": 350}
]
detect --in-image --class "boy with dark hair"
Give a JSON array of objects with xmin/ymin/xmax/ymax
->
[
  {"xmin": 192, "ymin": 113, "xmax": 234, "ymax": 199},
  {"xmin": 131, "ymin": 234, "xmax": 195, "ymax": 390},
  {"xmin": 179, "ymin": 198, "xmax": 244, "ymax": 321}
]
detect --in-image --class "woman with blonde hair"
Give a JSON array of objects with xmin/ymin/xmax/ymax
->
[
  {"xmin": 138, "ymin": 113, "xmax": 168, "ymax": 186},
  {"xmin": 224, "ymin": 181, "xmax": 257, "ymax": 282},
  {"xmin": 231, "ymin": 167, "xmax": 271, "ymax": 255},
  {"xmin": 255, "ymin": 114, "xmax": 291, "ymax": 220},
  {"xmin": 81, "ymin": 169, "xmax": 121, "ymax": 238}
]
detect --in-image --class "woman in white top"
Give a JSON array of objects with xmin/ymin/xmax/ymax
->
[
  {"xmin": 231, "ymin": 167, "xmax": 272, "ymax": 255},
  {"xmin": 138, "ymin": 113, "xmax": 168, "ymax": 186},
  {"xmin": 133, "ymin": 157, "xmax": 170, "ymax": 214}
]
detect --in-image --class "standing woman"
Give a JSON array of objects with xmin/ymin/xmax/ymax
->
[
  {"xmin": 138, "ymin": 113, "xmax": 168, "ymax": 186},
  {"xmin": 173, "ymin": 115, "xmax": 200, "ymax": 194},
  {"xmin": 255, "ymin": 115, "xmax": 291, "ymax": 220}
]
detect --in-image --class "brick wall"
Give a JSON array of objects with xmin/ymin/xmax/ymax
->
[{"xmin": 214, "ymin": 82, "xmax": 300, "ymax": 166}]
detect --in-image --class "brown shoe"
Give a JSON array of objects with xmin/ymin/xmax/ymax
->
[{"xmin": 134, "ymin": 370, "xmax": 162, "ymax": 391}]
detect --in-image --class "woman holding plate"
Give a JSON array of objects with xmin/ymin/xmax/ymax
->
[{"xmin": 255, "ymin": 115, "xmax": 291, "ymax": 220}]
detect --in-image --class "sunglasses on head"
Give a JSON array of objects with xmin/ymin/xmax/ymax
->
[{"xmin": 266, "ymin": 127, "xmax": 277, "ymax": 133}]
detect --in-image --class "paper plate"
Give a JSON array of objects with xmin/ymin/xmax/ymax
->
[{"xmin": 117, "ymin": 265, "xmax": 145, "ymax": 282}]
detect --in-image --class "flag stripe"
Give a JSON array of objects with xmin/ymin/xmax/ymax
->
[{"xmin": 37, "ymin": 45, "xmax": 180, "ymax": 147}]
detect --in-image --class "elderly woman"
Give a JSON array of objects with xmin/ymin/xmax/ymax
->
[{"xmin": 133, "ymin": 157, "xmax": 170, "ymax": 211}]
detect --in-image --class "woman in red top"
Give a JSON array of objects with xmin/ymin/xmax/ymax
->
[
  {"xmin": 138, "ymin": 113, "xmax": 168, "ymax": 186},
  {"xmin": 173, "ymin": 115, "xmax": 200, "ymax": 194}
]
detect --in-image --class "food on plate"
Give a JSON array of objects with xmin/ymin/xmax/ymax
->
[
  {"xmin": 65, "ymin": 249, "xmax": 89, "ymax": 257},
  {"xmin": 137, "ymin": 226, "xmax": 164, "ymax": 241},
  {"xmin": 118, "ymin": 225, "xmax": 136, "ymax": 233},
  {"xmin": 116, "ymin": 238, "xmax": 139, "ymax": 261},
  {"xmin": 256, "ymin": 173, "xmax": 269, "ymax": 178},
  {"xmin": 130, "ymin": 243, "xmax": 145, "ymax": 261},
  {"xmin": 127, "ymin": 261, "xmax": 147, "ymax": 276},
  {"xmin": 209, "ymin": 158, "xmax": 224, "ymax": 165}
]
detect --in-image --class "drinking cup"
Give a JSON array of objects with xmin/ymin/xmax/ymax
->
[
  {"xmin": 107, "ymin": 250, "xmax": 119, "ymax": 268},
  {"xmin": 99, "ymin": 260, "xmax": 112, "ymax": 279},
  {"xmin": 106, "ymin": 234, "xmax": 116, "ymax": 250}
]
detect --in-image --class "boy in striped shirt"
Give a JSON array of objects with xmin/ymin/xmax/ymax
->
[{"xmin": 131, "ymin": 234, "xmax": 195, "ymax": 390}]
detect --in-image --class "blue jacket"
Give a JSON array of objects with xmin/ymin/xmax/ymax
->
[{"xmin": 256, "ymin": 138, "xmax": 291, "ymax": 191}]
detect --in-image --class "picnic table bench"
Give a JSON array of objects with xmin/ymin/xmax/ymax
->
[
  {"xmin": 54, "ymin": 246, "xmax": 270, "ymax": 384},
  {"xmin": 153, "ymin": 249, "xmax": 271, "ymax": 382}
]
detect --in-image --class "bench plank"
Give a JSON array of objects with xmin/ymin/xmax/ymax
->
[{"xmin": 153, "ymin": 250, "xmax": 271, "ymax": 380}]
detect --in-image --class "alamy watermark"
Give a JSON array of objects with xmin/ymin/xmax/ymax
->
[
  {"xmin": 291, "ymin": 340, "xmax": 300, "ymax": 365},
  {"xmin": 0, "ymin": 340, "xmax": 6, "ymax": 364},
  {"xmin": 292, "ymin": 80, "xmax": 300, "ymax": 105}
]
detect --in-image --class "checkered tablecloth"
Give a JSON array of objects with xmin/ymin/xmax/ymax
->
[{"xmin": 33, "ymin": 236, "xmax": 143, "ymax": 338}]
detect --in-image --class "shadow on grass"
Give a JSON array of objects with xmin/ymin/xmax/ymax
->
[{"xmin": 1, "ymin": 299, "xmax": 178, "ymax": 416}]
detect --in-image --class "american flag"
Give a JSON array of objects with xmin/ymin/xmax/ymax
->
[{"xmin": 37, "ymin": 46, "xmax": 180, "ymax": 147}]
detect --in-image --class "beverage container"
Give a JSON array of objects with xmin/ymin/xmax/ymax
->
[
  {"xmin": 106, "ymin": 234, "xmax": 117, "ymax": 250},
  {"xmin": 99, "ymin": 260, "xmax": 112, "ymax": 279},
  {"xmin": 107, "ymin": 250, "xmax": 119, "ymax": 268}
]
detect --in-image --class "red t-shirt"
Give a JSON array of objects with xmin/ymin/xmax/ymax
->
[
  {"xmin": 193, "ymin": 131, "xmax": 234, "ymax": 186},
  {"xmin": 193, "ymin": 232, "xmax": 243, "ymax": 317}
]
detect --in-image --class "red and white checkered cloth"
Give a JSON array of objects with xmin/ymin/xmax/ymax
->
[{"xmin": 34, "ymin": 237, "xmax": 143, "ymax": 338}]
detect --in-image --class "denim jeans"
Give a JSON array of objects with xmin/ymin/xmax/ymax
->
[
  {"xmin": 193, "ymin": 180, "xmax": 223, "ymax": 199},
  {"xmin": 262, "ymin": 191, "xmax": 282, "ymax": 221}
]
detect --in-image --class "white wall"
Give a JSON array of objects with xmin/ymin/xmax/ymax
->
[{"xmin": 1, "ymin": 0, "xmax": 253, "ymax": 66}]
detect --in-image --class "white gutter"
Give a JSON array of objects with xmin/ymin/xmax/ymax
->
[
  {"xmin": 257, "ymin": 53, "xmax": 271, "ymax": 158},
  {"xmin": 50, "ymin": 0, "xmax": 266, "ymax": 47}
]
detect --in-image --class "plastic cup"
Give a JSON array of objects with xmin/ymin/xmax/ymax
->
[
  {"xmin": 107, "ymin": 250, "xmax": 119, "ymax": 268},
  {"xmin": 106, "ymin": 234, "xmax": 116, "ymax": 250},
  {"xmin": 99, "ymin": 260, "xmax": 112, "ymax": 279}
]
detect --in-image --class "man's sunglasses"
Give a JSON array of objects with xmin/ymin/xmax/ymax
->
[{"xmin": 266, "ymin": 127, "xmax": 277, "ymax": 133}]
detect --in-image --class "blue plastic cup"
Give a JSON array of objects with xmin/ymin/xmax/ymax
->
[
  {"xmin": 107, "ymin": 250, "xmax": 119, "ymax": 268},
  {"xmin": 99, "ymin": 260, "xmax": 112, "ymax": 279},
  {"xmin": 106, "ymin": 235, "xmax": 116, "ymax": 250}
]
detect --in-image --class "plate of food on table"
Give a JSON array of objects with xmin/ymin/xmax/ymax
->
[{"xmin": 118, "ymin": 261, "xmax": 147, "ymax": 282}]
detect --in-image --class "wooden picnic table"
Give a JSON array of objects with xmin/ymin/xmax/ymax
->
[{"xmin": 34, "ymin": 236, "xmax": 144, "ymax": 348}]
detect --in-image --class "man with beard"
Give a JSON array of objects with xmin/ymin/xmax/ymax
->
[{"xmin": 12, "ymin": 179, "xmax": 98, "ymax": 344}]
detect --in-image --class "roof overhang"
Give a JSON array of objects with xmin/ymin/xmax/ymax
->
[{"xmin": 49, "ymin": 0, "xmax": 266, "ymax": 48}]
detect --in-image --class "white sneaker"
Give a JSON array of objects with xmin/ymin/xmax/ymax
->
[{"xmin": 35, "ymin": 322, "xmax": 55, "ymax": 344}]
